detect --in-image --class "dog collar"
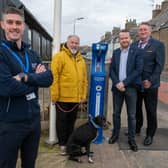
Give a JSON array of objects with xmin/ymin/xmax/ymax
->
[{"xmin": 90, "ymin": 118, "xmax": 100, "ymax": 129}]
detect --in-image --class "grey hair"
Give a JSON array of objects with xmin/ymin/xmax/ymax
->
[{"xmin": 67, "ymin": 35, "xmax": 80, "ymax": 41}]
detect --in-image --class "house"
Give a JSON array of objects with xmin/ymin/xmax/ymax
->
[{"xmin": 149, "ymin": 0, "xmax": 168, "ymax": 70}]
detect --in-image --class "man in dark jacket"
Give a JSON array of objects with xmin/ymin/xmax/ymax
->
[
  {"xmin": 0, "ymin": 7, "xmax": 53, "ymax": 167},
  {"xmin": 133, "ymin": 22, "xmax": 165, "ymax": 146},
  {"xmin": 108, "ymin": 30, "xmax": 143, "ymax": 152}
]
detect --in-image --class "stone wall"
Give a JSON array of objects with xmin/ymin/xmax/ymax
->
[{"xmin": 152, "ymin": 28, "xmax": 168, "ymax": 70}]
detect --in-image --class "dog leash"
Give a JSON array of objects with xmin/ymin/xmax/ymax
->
[{"xmin": 55, "ymin": 102, "xmax": 79, "ymax": 113}]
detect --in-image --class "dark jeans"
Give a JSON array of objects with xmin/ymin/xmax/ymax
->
[
  {"xmin": 112, "ymin": 87, "xmax": 137, "ymax": 141},
  {"xmin": 136, "ymin": 88, "xmax": 158, "ymax": 137},
  {"xmin": 0, "ymin": 116, "xmax": 41, "ymax": 168},
  {"xmin": 56, "ymin": 102, "xmax": 78, "ymax": 146}
]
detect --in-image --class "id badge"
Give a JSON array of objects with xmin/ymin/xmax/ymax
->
[{"xmin": 26, "ymin": 92, "xmax": 36, "ymax": 100}]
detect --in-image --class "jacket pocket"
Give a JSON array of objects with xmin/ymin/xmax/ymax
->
[
  {"xmin": 143, "ymin": 67, "xmax": 153, "ymax": 72},
  {"xmin": 0, "ymin": 97, "xmax": 9, "ymax": 114},
  {"xmin": 60, "ymin": 87, "xmax": 77, "ymax": 98},
  {"xmin": 0, "ymin": 122, "xmax": 7, "ymax": 136},
  {"xmin": 6, "ymin": 97, "xmax": 11, "ymax": 112},
  {"xmin": 6, "ymin": 96, "xmax": 29, "ymax": 121}
]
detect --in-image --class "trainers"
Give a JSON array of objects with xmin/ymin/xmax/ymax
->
[{"xmin": 60, "ymin": 146, "xmax": 67, "ymax": 156}]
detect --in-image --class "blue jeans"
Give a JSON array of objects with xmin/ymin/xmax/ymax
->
[
  {"xmin": 0, "ymin": 116, "xmax": 41, "ymax": 168},
  {"xmin": 112, "ymin": 87, "xmax": 137, "ymax": 141}
]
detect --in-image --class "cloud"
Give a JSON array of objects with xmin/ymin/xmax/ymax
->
[{"xmin": 21, "ymin": 0, "xmax": 163, "ymax": 45}]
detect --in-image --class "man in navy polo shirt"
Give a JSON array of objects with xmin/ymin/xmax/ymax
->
[{"xmin": 0, "ymin": 6, "xmax": 53, "ymax": 167}]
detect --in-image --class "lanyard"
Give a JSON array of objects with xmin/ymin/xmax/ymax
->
[{"xmin": 2, "ymin": 42, "xmax": 29, "ymax": 73}]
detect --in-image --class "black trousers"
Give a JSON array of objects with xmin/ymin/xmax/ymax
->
[
  {"xmin": 56, "ymin": 102, "xmax": 78, "ymax": 146},
  {"xmin": 136, "ymin": 88, "xmax": 158, "ymax": 137},
  {"xmin": 0, "ymin": 116, "xmax": 41, "ymax": 168}
]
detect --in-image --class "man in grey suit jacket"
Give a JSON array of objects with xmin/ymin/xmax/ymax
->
[
  {"xmin": 133, "ymin": 22, "xmax": 165, "ymax": 146},
  {"xmin": 108, "ymin": 30, "xmax": 143, "ymax": 152}
]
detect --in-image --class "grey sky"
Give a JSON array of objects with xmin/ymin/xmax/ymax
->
[{"xmin": 21, "ymin": 0, "xmax": 162, "ymax": 46}]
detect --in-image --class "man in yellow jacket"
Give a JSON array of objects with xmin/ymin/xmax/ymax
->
[{"xmin": 50, "ymin": 35, "xmax": 88, "ymax": 155}]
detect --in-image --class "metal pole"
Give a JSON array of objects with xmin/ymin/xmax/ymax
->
[
  {"xmin": 46, "ymin": 0, "xmax": 62, "ymax": 145},
  {"xmin": 52, "ymin": 0, "xmax": 62, "ymax": 54},
  {"xmin": 73, "ymin": 17, "xmax": 84, "ymax": 35},
  {"xmin": 73, "ymin": 19, "xmax": 76, "ymax": 34}
]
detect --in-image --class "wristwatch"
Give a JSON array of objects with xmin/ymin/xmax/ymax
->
[{"xmin": 18, "ymin": 72, "xmax": 26, "ymax": 82}]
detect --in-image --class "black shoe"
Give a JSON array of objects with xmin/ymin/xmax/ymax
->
[
  {"xmin": 143, "ymin": 136, "xmax": 153, "ymax": 146},
  {"xmin": 128, "ymin": 140, "xmax": 138, "ymax": 152},
  {"xmin": 108, "ymin": 135, "xmax": 118, "ymax": 144}
]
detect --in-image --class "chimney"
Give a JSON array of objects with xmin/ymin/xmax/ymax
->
[
  {"xmin": 105, "ymin": 31, "xmax": 111, "ymax": 39},
  {"xmin": 152, "ymin": 4, "xmax": 161, "ymax": 18},
  {"xmin": 125, "ymin": 19, "xmax": 137, "ymax": 31},
  {"xmin": 112, "ymin": 27, "xmax": 120, "ymax": 35}
]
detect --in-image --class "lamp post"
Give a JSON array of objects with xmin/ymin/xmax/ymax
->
[
  {"xmin": 46, "ymin": 0, "xmax": 62, "ymax": 145},
  {"xmin": 73, "ymin": 17, "xmax": 84, "ymax": 34}
]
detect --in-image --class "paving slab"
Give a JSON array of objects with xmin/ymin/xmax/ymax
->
[{"xmin": 16, "ymin": 79, "xmax": 168, "ymax": 168}]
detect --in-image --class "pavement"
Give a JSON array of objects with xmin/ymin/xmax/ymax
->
[{"xmin": 16, "ymin": 76, "xmax": 168, "ymax": 168}]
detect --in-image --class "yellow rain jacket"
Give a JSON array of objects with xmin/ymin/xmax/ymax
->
[{"xmin": 50, "ymin": 46, "xmax": 88, "ymax": 102}]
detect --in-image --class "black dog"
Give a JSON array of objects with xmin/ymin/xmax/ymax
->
[{"xmin": 66, "ymin": 115, "xmax": 106, "ymax": 163}]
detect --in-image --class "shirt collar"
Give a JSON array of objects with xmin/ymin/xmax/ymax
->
[
  {"xmin": 139, "ymin": 37, "xmax": 150, "ymax": 44},
  {"xmin": 120, "ymin": 46, "xmax": 130, "ymax": 53},
  {"xmin": 1, "ymin": 39, "xmax": 30, "ymax": 51}
]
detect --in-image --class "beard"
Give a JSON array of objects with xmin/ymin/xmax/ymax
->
[{"xmin": 70, "ymin": 48, "xmax": 78, "ymax": 55}]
